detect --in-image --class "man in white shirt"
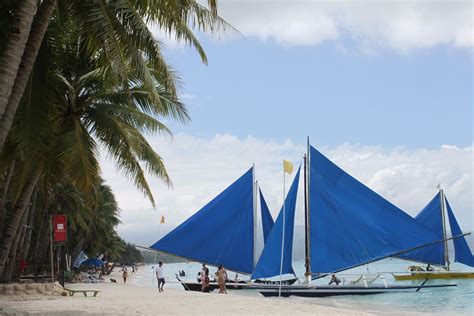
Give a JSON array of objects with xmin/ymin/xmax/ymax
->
[{"xmin": 155, "ymin": 262, "xmax": 165, "ymax": 292}]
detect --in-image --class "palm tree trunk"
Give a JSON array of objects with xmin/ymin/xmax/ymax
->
[
  {"xmin": 0, "ymin": 159, "xmax": 15, "ymax": 235},
  {"xmin": 0, "ymin": 169, "xmax": 40, "ymax": 277},
  {"xmin": 22, "ymin": 189, "xmax": 37, "ymax": 260},
  {"xmin": 0, "ymin": 0, "xmax": 37, "ymax": 116},
  {"xmin": 29, "ymin": 205, "xmax": 46, "ymax": 268},
  {"xmin": 3, "ymin": 205, "xmax": 29, "ymax": 282},
  {"xmin": 0, "ymin": 0, "xmax": 58, "ymax": 150},
  {"xmin": 36, "ymin": 223, "xmax": 51, "ymax": 274}
]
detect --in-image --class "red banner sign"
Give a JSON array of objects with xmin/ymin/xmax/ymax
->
[{"xmin": 53, "ymin": 215, "xmax": 67, "ymax": 243}]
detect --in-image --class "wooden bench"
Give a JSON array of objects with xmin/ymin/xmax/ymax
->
[{"xmin": 64, "ymin": 288, "xmax": 100, "ymax": 297}]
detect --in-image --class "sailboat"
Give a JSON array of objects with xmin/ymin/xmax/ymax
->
[
  {"xmin": 150, "ymin": 166, "xmax": 298, "ymax": 291},
  {"xmin": 393, "ymin": 190, "xmax": 474, "ymax": 280},
  {"xmin": 260, "ymin": 141, "xmax": 458, "ymax": 297}
]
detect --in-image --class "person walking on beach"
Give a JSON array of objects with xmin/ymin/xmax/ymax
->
[
  {"xmin": 155, "ymin": 262, "xmax": 165, "ymax": 292},
  {"xmin": 201, "ymin": 263, "xmax": 209, "ymax": 292},
  {"xmin": 122, "ymin": 269, "xmax": 129, "ymax": 284},
  {"xmin": 217, "ymin": 265, "xmax": 227, "ymax": 294}
]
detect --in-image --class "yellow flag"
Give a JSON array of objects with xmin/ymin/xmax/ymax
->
[
  {"xmin": 160, "ymin": 216, "xmax": 165, "ymax": 224},
  {"xmin": 283, "ymin": 159, "xmax": 293, "ymax": 174}
]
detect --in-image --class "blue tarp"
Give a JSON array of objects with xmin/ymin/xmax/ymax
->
[
  {"xmin": 150, "ymin": 167, "xmax": 255, "ymax": 274},
  {"xmin": 73, "ymin": 251, "xmax": 88, "ymax": 268},
  {"xmin": 309, "ymin": 146, "xmax": 441, "ymax": 275},
  {"xmin": 259, "ymin": 189, "xmax": 274, "ymax": 244},
  {"xmin": 251, "ymin": 167, "xmax": 301, "ymax": 279},
  {"xmin": 80, "ymin": 258, "xmax": 104, "ymax": 267},
  {"xmin": 446, "ymin": 198, "xmax": 474, "ymax": 267},
  {"xmin": 398, "ymin": 193, "xmax": 446, "ymax": 266}
]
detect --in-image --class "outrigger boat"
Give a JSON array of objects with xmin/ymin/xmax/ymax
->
[
  {"xmin": 393, "ymin": 189, "xmax": 474, "ymax": 280},
  {"xmin": 174, "ymin": 274, "xmax": 299, "ymax": 292},
  {"xmin": 259, "ymin": 140, "xmax": 459, "ymax": 298},
  {"xmin": 150, "ymin": 166, "xmax": 301, "ymax": 291}
]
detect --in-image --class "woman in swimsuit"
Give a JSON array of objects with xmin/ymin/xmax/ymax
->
[{"xmin": 217, "ymin": 264, "xmax": 227, "ymax": 294}]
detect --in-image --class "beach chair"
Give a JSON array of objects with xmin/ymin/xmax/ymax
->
[{"xmin": 64, "ymin": 288, "xmax": 101, "ymax": 297}]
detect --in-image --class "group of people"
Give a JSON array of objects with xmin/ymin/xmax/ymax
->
[
  {"xmin": 198, "ymin": 263, "xmax": 227, "ymax": 294},
  {"xmin": 154, "ymin": 262, "xmax": 229, "ymax": 294}
]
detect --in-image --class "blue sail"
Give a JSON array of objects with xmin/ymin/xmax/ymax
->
[
  {"xmin": 251, "ymin": 167, "xmax": 301, "ymax": 279},
  {"xmin": 446, "ymin": 198, "xmax": 474, "ymax": 267},
  {"xmin": 259, "ymin": 189, "xmax": 274, "ymax": 244},
  {"xmin": 309, "ymin": 146, "xmax": 441, "ymax": 275},
  {"xmin": 398, "ymin": 193, "xmax": 446, "ymax": 266},
  {"xmin": 150, "ymin": 167, "xmax": 254, "ymax": 274}
]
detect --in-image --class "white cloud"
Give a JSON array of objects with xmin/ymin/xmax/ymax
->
[
  {"xmin": 100, "ymin": 134, "xmax": 473, "ymax": 246},
  {"xmin": 215, "ymin": 1, "xmax": 473, "ymax": 52}
]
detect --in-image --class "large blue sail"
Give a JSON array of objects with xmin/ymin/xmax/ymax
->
[
  {"xmin": 309, "ymin": 146, "xmax": 441, "ymax": 275},
  {"xmin": 150, "ymin": 167, "xmax": 254, "ymax": 274},
  {"xmin": 251, "ymin": 167, "xmax": 301, "ymax": 279},
  {"xmin": 398, "ymin": 193, "xmax": 446, "ymax": 266},
  {"xmin": 259, "ymin": 189, "xmax": 274, "ymax": 244},
  {"xmin": 446, "ymin": 198, "xmax": 474, "ymax": 267}
]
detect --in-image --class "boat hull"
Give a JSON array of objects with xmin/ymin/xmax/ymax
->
[
  {"xmin": 179, "ymin": 278, "xmax": 299, "ymax": 292},
  {"xmin": 259, "ymin": 284, "xmax": 457, "ymax": 298},
  {"xmin": 393, "ymin": 272, "xmax": 474, "ymax": 280}
]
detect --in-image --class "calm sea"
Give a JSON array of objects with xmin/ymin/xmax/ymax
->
[{"xmin": 130, "ymin": 259, "xmax": 473, "ymax": 315}]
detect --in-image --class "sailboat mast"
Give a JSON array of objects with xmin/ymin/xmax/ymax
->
[
  {"xmin": 253, "ymin": 164, "xmax": 258, "ymax": 270},
  {"xmin": 304, "ymin": 137, "xmax": 312, "ymax": 283},
  {"xmin": 439, "ymin": 188, "xmax": 450, "ymax": 270}
]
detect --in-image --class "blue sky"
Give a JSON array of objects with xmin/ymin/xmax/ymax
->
[
  {"xmin": 158, "ymin": 2, "xmax": 473, "ymax": 149},
  {"xmin": 166, "ymin": 39, "xmax": 472, "ymax": 148}
]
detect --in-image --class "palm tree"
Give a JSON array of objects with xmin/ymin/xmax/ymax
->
[
  {"xmin": 0, "ymin": 0, "xmax": 229, "ymax": 150},
  {"xmin": 0, "ymin": 0, "xmax": 37, "ymax": 115},
  {"xmin": 0, "ymin": 13, "xmax": 191, "ymax": 276}
]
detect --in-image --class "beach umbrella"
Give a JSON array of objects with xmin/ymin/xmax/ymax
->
[{"xmin": 80, "ymin": 258, "xmax": 104, "ymax": 267}]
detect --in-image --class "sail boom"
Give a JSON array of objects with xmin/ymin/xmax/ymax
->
[
  {"xmin": 137, "ymin": 246, "xmax": 253, "ymax": 275},
  {"xmin": 312, "ymin": 233, "xmax": 471, "ymax": 279}
]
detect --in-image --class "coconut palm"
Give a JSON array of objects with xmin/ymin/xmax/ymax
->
[
  {"xmin": 0, "ymin": 12, "xmax": 193, "ymax": 277},
  {"xmin": 0, "ymin": 0, "xmax": 229, "ymax": 150}
]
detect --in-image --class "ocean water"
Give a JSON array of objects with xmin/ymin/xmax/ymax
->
[{"xmin": 131, "ymin": 259, "xmax": 473, "ymax": 315}]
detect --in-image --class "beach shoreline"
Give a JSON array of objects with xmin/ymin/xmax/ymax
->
[
  {"xmin": 0, "ymin": 269, "xmax": 370, "ymax": 316},
  {"xmin": 0, "ymin": 269, "xmax": 463, "ymax": 316}
]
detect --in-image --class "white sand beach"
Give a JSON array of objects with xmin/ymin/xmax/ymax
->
[{"xmin": 0, "ymin": 269, "xmax": 384, "ymax": 316}]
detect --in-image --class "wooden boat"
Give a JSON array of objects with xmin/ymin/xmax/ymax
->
[
  {"xmin": 150, "ymin": 166, "xmax": 302, "ymax": 289},
  {"xmin": 256, "ymin": 141, "xmax": 458, "ymax": 297},
  {"xmin": 176, "ymin": 275, "xmax": 299, "ymax": 292},
  {"xmin": 259, "ymin": 284, "xmax": 457, "ymax": 298},
  {"xmin": 395, "ymin": 189, "xmax": 473, "ymax": 280}
]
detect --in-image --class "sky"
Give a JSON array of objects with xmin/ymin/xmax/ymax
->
[{"xmin": 101, "ymin": 1, "xmax": 473, "ymax": 247}]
